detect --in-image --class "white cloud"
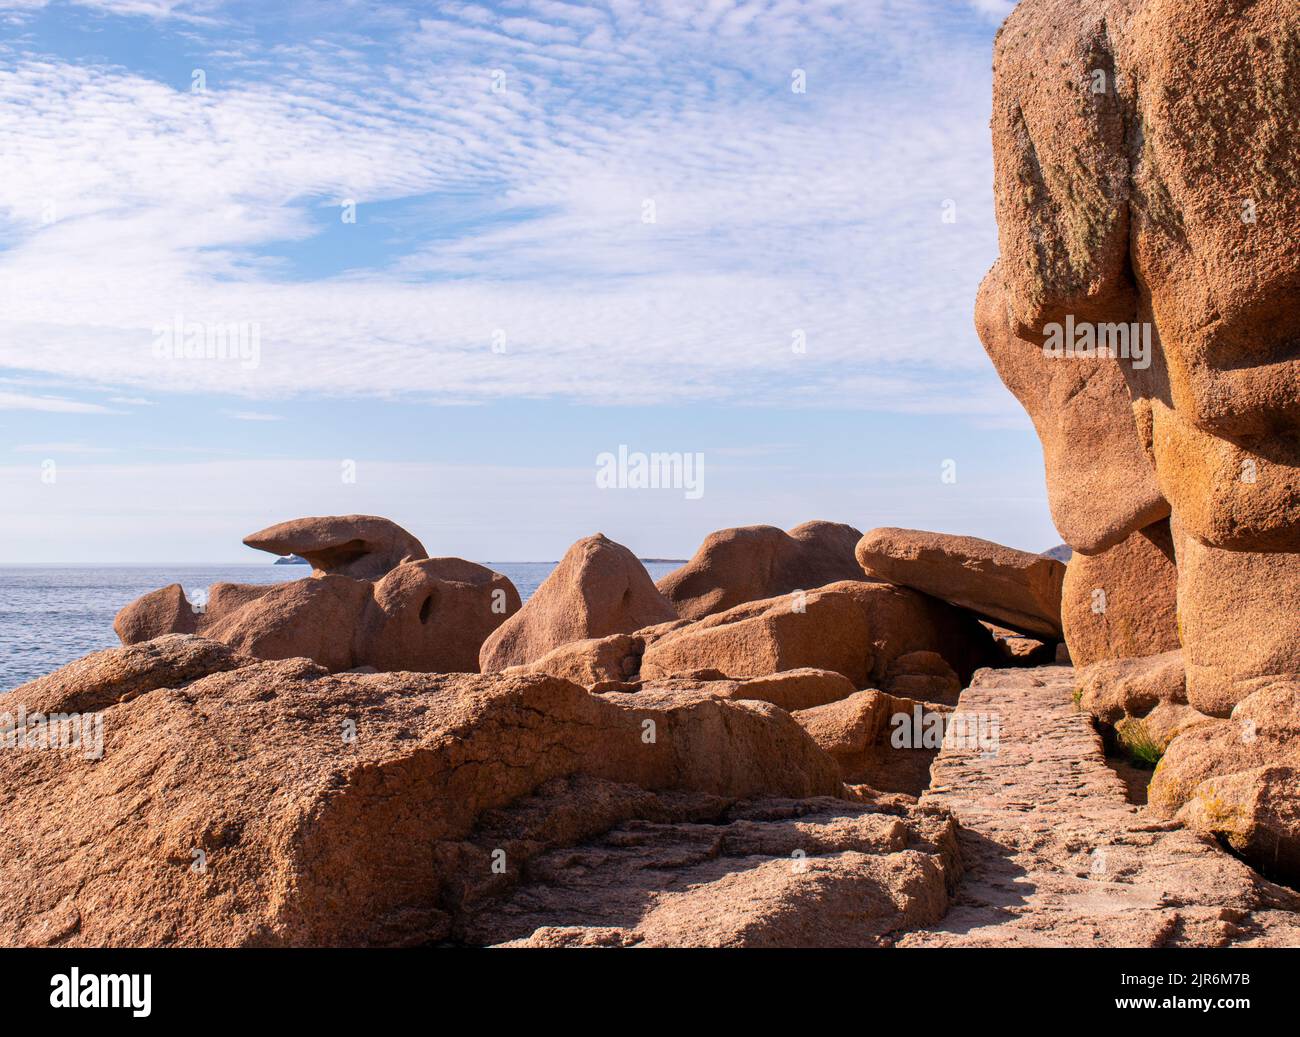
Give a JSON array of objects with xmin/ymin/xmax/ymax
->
[
  {"xmin": 0, "ymin": 390, "xmax": 117, "ymax": 413},
  {"xmin": 0, "ymin": 0, "xmax": 1005, "ymax": 411}
]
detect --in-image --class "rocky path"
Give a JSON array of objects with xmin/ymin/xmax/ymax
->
[{"xmin": 900, "ymin": 665, "xmax": 1300, "ymax": 947}]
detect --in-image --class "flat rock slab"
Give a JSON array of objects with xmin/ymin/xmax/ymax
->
[
  {"xmin": 856, "ymin": 529, "xmax": 1064, "ymax": 640},
  {"xmin": 901, "ymin": 666, "xmax": 1300, "ymax": 947}
]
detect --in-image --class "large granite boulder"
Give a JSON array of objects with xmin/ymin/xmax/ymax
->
[
  {"xmin": 479, "ymin": 534, "xmax": 677, "ymax": 671},
  {"xmin": 1174, "ymin": 526, "xmax": 1300, "ymax": 718},
  {"xmin": 113, "ymin": 584, "xmax": 199, "ymax": 644},
  {"xmin": 357, "ymin": 559, "xmax": 522, "ymax": 674},
  {"xmin": 640, "ymin": 580, "xmax": 994, "ymax": 690},
  {"xmin": 976, "ymin": 270, "xmax": 1170, "ymax": 553},
  {"xmin": 856, "ymin": 528, "xmax": 1065, "ymax": 640},
  {"xmin": 658, "ymin": 521, "xmax": 864, "ymax": 621}
]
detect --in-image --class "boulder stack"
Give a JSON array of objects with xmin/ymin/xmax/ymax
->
[{"xmin": 113, "ymin": 516, "xmax": 520, "ymax": 674}]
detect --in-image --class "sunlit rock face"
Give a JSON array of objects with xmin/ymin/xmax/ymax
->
[
  {"xmin": 979, "ymin": 0, "xmax": 1300, "ymax": 715},
  {"xmin": 979, "ymin": 0, "xmax": 1300, "ymax": 881}
]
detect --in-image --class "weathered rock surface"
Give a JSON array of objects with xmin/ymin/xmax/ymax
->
[
  {"xmin": 468, "ymin": 796, "xmax": 960, "ymax": 948},
  {"xmin": 1149, "ymin": 682, "xmax": 1300, "ymax": 885},
  {"xmin": 975, "ymin": 0, "xmax": 1300, "ymax": 921},
  {"xmin": 983, "ymin": 622, "xmax": 1056, "ymax": 667},
  {"xmin": 480, "ymin": 534, "xmax": 676, "ymax": 672},
  {"xmin": 200, "ymin": 573, "xmax": 373, "ymax": 673},
  {"xmin": 977, "ymin": 269, "xmax": 1170, "ymax": 554},
  {"xmin": 0, "ymin": 661, "xmax": 844, "ymax": 947},
  {"xmin": 640, "ymin": 584, "xmax": 872, "ymax": 686},
  {"xmin": 1061, "ymin": 520, "xmax": 1179, "ymax": 669},
  {"xmin": 882, "ymin": 651, "xmax": 962, "ymax": 705},
  {"xmin": 1076, "ymin": 650, "xmax": 1186, "ymax": 728},
  {"xmin": 503, "ymin": 633, "xmax": 644, "ymax": 687},
  {"xmin": 856, "ymin": 528, "xmax": 1065, "ymax": 640},
  {"xmin": 792, "ymin": 689, "xmax": 952, "ymax": 794},
  {"xmin": 617, "ymin": 669, "xmax": 861, "ymax": 713},
  {"xmin": 658, "ymin": 521, "xmax": 864, "ymax": 621},
  {"xmin": 243, "ymin": 514, "xmax": 428, "ymax": 579},
  {"xmin": 902, "ymin": 667, "xmax": 1300, "ymax": 947}
]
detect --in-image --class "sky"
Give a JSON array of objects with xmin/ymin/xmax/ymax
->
[{"xmin": 0, "ymin": 0, "xmax": 1057, "ymax": 564}]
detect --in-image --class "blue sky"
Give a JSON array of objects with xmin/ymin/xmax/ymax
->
[{"xmin": 0, "ymin": 0, "xmax": 1055, "ymax": 564}]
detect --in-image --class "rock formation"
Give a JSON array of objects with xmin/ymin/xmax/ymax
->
[
  {"xmin": 113, "ymin": 517, "xmax": 520, "ymax": 674},
  {"xmin": 855, "ymin": 528, "xmax": 1065, "ymax": 640},
  {"xmin": 1, "ymin": 643, "xmax": 862, "ymax": 946},
  {"xmin": 639, "ymin": 580, "xmax": 994, "ymax": 691},
  {"xmin": 242, "ymin": 514, "xmax": 427, "ymax": 579},
  {"xmin": 658, "ymin": 521, "xmax": 864, "ymax": 621},
  {"xmin": 979, "ymin": 0, "xmax": 1300, "ymax": 882},
  {"xmin": 479, "ymin": 534, "xmax": 677, "ymax": 672}
]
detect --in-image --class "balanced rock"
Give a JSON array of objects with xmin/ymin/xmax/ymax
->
[
  {"xmin": 114, "ymin": 516, "xmax": 519, "ymax": 675},
  {"xmin": 243, "ymin": 514, "xmax": 427, "ymax": 580},
  {"xmin": 856, "ymin": 528, "xmax": 1065, "ymax": 640},
  {"xmin": 1060, "ymin": 519, "xmax": 1179, "ymax": 669},
  {"xmin": 658, "ymin": 521, "xmax": 864, "ymax": 621},
  {"xmin": 0, "ymin": 659, "xmax": 841, "ymax": 947},
  {"xmin": 479, "ymin": 534, "xmax": 677, "ymax": 671}
]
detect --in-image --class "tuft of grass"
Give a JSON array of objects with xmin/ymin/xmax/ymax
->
[
  {"xmin": 1072, "ymin": 686, "xmax": 1083, "ymax": 708},
  {"xmin": 1117, "ymin": 719, "xmax": 1163, "ymax": 769}
]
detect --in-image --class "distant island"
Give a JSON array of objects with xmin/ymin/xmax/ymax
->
[{"xmin": 274, "ymin": 555, "xmax": 311, "ymax": 565}]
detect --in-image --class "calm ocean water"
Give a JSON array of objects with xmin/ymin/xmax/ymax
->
[{"xmin": 0, "ymin": 562, "xmax": 682, "ymax": 691}]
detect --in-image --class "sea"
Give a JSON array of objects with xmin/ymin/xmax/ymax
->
[{"xmin": 0, "ymin": 561, "xmax": 683, "ymax": 692}]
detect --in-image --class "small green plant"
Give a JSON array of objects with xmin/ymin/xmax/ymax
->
[
  {"xmin": 1072, "ymin": 686, "xmax": 1083, "ymax": 708},
  {"xmin": 1117, "ymin": 719, "xmax": 1163, "ymax": 769}
]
